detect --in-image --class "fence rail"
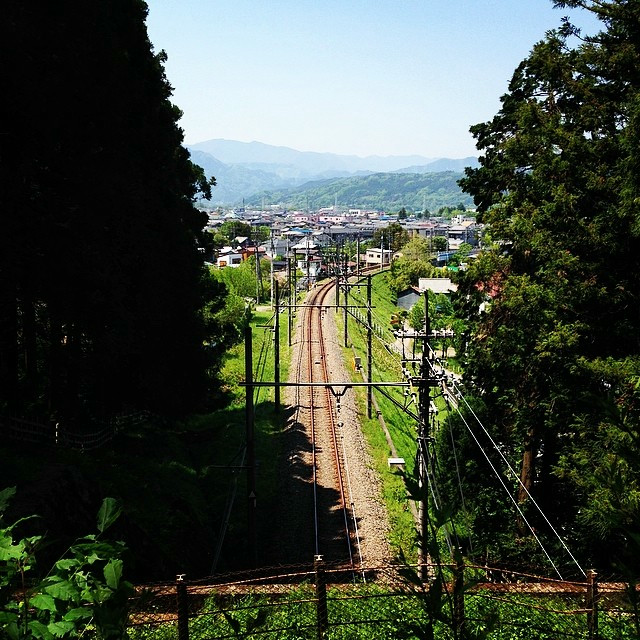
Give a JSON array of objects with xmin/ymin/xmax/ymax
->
[
  {"xmin": 1, "ymin": 411, "xmax": 152, "ymax": 452},
  {"xmin": 127, "ymin": 562, "xmax": 638, "ymax": 639}
]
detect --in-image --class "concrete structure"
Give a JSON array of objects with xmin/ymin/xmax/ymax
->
[
  {"xmin": 418, "ymin": 277, "xmax": 458, "ymax": 294},
  {"xmin": 364, "ymin": 247, "xmax": 393, "ymax": 267}
]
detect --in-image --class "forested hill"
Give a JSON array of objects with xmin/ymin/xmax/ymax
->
[{"xmin": 246, "ymin": 171, "xmax": 473, "ymax": 211}]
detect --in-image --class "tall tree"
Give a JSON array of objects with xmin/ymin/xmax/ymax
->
[
  {"xmin": 371, "ymin": 223, "xmax": 409, "ymax": 252},
  {"xmin": 455, "ymin": 0, "xmax": 640, "ymax": 569},
  {"xmin": 1, "ymin": 1, "xmax": 223, "ymax": 420}
]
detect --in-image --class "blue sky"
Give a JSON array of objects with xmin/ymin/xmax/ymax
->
[{"xmin": 145, "ymin": 1, "xmax": 602, "ymax": 159}]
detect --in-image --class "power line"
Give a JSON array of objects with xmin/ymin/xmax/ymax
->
[{"xmin": 451, "ymin": 384, "xmax": 586, "ymax": 578}]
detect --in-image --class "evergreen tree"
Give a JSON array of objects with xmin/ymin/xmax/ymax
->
[
  {"xmin": 1, "ymin": 1, "xmax": 224, "ymax": 420},
  {"xmin": 455, "ymin": 0, "xmax": 640, "ymax": 570}
]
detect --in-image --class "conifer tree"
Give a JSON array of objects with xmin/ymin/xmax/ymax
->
[
  {"xmin": 1, "ymin": 1, "xmax": 221, "ymax": 420},
  {"xmin": 455, "ymin": 0, "xmax": 640, "ymax": 569}
]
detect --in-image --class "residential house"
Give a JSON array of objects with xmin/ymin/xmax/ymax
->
[
  {"xmin": 364, "ymin": 247, "xmax": 393, "ymax": 268},
  {"xmin": 397, "ymin": 286, "xmax": 422, "ymax": 310}
]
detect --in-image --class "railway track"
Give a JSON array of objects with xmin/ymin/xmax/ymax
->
[{"xmin": 293, "ymin": 279, "xmax": 357, "ymax": 568}]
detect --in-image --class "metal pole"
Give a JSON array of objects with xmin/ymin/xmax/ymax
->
[
  {"xmin": 343, "ymin": 269, "xmax": 348, "ymax": 348},
  {"xmin": 315, "ymin": 555, "xmax": 328, "ymax": 639},
  {"xmin": 367, "ymin": 275, "xmax": 372, "ymax": 419},
  {"xmin": 274, "ymin": 280, "xmax": 280, "ymax": 413},
  {"xmin": 335, "ymin": 241, "xmax": 340, "ymax": 308},
  {"xmin": 176, "ymin": 574, "xmax": 189, "ymax": 640},
  {"xmin": 270, "ymin": 229, "xmax": 275, "ymax": 309},
  {"xmin": 245, "ymin": 326, "xmax": 257, "ymax": 566},
  {"xmin": 255, "ymin": 244, "xmax": 260, "ymax": 304},
  {"xmin": 288, "ymin": 258, "xmax": 292, "ymax": 347}
]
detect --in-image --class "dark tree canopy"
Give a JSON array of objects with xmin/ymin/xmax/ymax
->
[
  {"xmin": 1, "ymin": 1, "xmax": 225, "ymax": 421},
  {"xmin": 453, "ymin": 0, "xmax": 640, "ymax": 572}
]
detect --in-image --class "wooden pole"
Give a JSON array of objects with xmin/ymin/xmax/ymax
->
[
  {"xmin": 453, "ymin": 550, "xmax": 466, "ymax": 639},
  {"xmin": 586, "ymin": 569, "xmax": 598, "ymax": 640},
  {"xmin": 176, "ymin": 574, "xmax": 189, "ymax": 640},
  {"xmin": 315, "ymin": 555, "xmax": 328, "ymax": 639}
]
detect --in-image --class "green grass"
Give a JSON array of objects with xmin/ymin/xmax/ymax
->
[
  {"xmin": 128, "ymin": 585, "xmax": 640, "ymax": 640},
  {"xmin": 0, "ymin": 305, "xmax": 292, "ymax": 581},
  {"xmin": 198, "ymin": 305, "xmax": 291, "ymax": 570}
]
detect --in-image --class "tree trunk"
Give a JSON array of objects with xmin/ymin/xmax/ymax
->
[
  {"xmin": 0, "ymin": 286, "xmax": 18, "ymax": 412},
  {"xmin": 22, "ymin": 293, "xmax": 38, "ymax": 399},
  {"xmin": 517, "ymin": 427, "xmax": 536, "ymax": 535}
]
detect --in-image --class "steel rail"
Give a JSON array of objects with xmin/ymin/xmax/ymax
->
[
  {"xmin": 302, "ymin": 280, "xmax": 355, "ymax": 566},
  {"xmin": 315, "ymin": 282, "xmax": 355, "ymax": 569},
  {"xmin": 306, "ymin": 285, "xmax": 321, "ymax": 556}
]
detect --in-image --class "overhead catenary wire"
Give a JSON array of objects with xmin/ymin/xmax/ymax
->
[
  {"xmin": 451, "ymin": 383, "xmax": 587, "ymax": 579},
  {"xmin": 447, "ymin": 397, "xmax": 564, "ymax": 579},
  {"xmin": 342, "ymin": 272, "xmax": 582, "ymax": 580},
  {"xmin": 420, "ymin": 324, "xmax": 584, "ymax": 579}
]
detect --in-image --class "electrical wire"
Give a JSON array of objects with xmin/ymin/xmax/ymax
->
[
  {"xmin": 449, "ymin": 399, "xmax": 564, "ymax": 578},
  {"xmin": 451, "ymin": 383, "xmax": 586, "ymax": 578}
]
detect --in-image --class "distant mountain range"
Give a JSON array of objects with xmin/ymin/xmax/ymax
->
[{"xmin": 187, "ymin": 138, "xmax": 479, "ymax": 208}]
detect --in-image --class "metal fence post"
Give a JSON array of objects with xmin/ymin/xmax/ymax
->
[
  {"xmin": 453, "ymin": 551, "xmax": 466, "ymax": 639},
  {"xmin": 176, "ymin": 574, "xmax": 189, "ymax": 640},
  {"xmin": 314, "ymin": 555, "xmax": 328, "ymax": 639},
  {"xmin": 586, "ymin": 569, "xmax": 598, "ymax": 640}
]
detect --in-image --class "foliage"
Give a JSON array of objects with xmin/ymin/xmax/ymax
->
[
  {"xmin": 0, "ymin": 492, "xmax": 132, "ymax": 640},
  {"xmin": 386, "ymin": 236, "xmax": 435, "ymax": 295},
  {"xmin": 432, "ymin": 236, "xmax": 448, "ymax": 251},
  {"xmin": 408, "ymin": 303, "xmax": 426, "ymax": 332},
  {"xmin": 210, "ymin": 220, "xmax": 254, "ymax": 249},
  {"xmin": 371, "ymin": 223, "xmax": 410, "ymax": 253},
  {"xmin": 201, "ymin": 270, "xmax": 250, "ymax": 381},
  {"xmin": 455, "ymin": 0, "xmax": 640, "ymax": 571},
  {"xmin": 130, "ymin": 581, "xmax": 640, "ymax": 639},
  {"xmin": 213, "ymin": 256, "xmax": 272, "ymax": 304}
]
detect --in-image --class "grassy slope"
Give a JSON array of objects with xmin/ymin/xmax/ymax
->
[{"xmin": 0, "ymin": 307, "xmax": 290, "ymax": 581}]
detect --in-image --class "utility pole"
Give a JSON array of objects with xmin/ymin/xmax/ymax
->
[
  {"xmin": 288, "ymin": 257, "xmax": 293, "ymax": 347},
  {"xmin": 270, "ymin": 228, "xmax": 275, "ymax": 309},
  {"xmin": 245, "ymin": 326, "xmax": 257, "ymax": 567},
  {"xmin": 335, "ymin": 241, "xmax": 340, "ymax": 308},
  {"xmin": 417, "ymin": 290, "xmax": 436, "ymax": 582},
  {"xmin": 343, "ymin": 264, "xmax": 349, "ymax": 348},
  {"xmin": 367, "ymin": 275, "xmax": 373, "ymax": 419},
  {"xmin": 255, "ymin": 244, "xmax": 262, "ymax": 305},
  {"xmin": 274, "ymin": 280, "xmax": 280, "ymax": 413}
]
